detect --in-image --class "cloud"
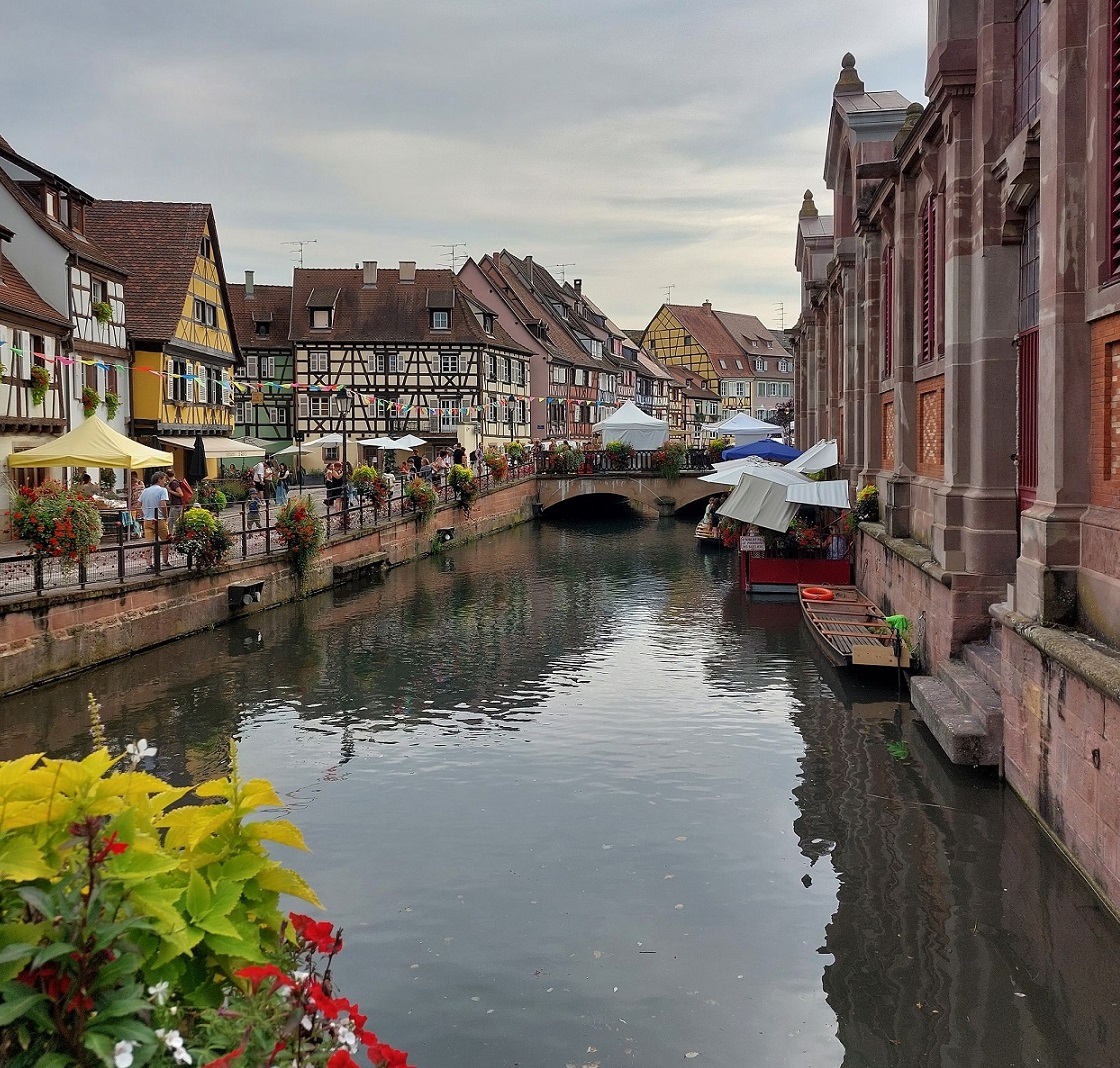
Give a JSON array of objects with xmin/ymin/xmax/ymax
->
[{"xmin": 0, "ymin": 0, "xmax": 928, "ymax": 327}]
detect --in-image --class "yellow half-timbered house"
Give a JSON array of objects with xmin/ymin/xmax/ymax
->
[{"xmin": 86, "ymin": 202, "xmax": 239, "ymax": 473}]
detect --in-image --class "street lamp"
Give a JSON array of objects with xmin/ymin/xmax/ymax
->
[
  {"xmin": 506, "ymin": 395, "xmax": 517, "ymax": 443},
  {"xmin": 337, "ymin": 388, "xmax": 352, "ymax": 511}
]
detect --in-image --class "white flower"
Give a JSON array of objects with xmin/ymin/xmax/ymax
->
[
  {"xmin": 113, "ymin": 1041, "xmax": 135, "ymax": 1068},
  {"xmin": 125, "ymin": 738, "xmax": 157, "ymax": 764},
  {"xmin": 147, "ymin": 980, "xmax": 169, "ymax": 1005},
  {"xmin": 336, "ymin": 1025, "xmax": 357, "ymax": 1048},
  {"xmin": 173, "ymin": 1048, "xmax": 192, "ymax": 1066},
  {"xmin": 301, "ymin": 1013, "xmax": 314, "ymax": 1031},
  {"xmin": 159, "ymin": 1029, "xmax": 185, "ymax": 1051}
]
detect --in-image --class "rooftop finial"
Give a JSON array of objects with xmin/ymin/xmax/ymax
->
[
  {"xmin": 799, "ymin": 190, "xmax": 819, "ymax": 219},
  {"xmin": 834, "ymin": 53, "xmax": 865, "ymax": 96}
]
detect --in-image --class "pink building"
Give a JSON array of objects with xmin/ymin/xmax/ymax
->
[{"xmin": 793, "ymin": 2, "xmax": 1120, "ymax": 916}]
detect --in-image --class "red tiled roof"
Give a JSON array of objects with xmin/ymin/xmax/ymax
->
[
  {"xmin": 666, "ymin": 363, "xmax": 720, "ymax": 399},
  {"xmin": 288, "ymin": 266, "xmax": 529, "ymax": 353},
  {"xmin": 0, "ymin": 165, "xmax": 123, "ymax": 276},
  {"xmin": 84, "ymin": 201, "xmax": 222, "ymax": 341},
  {"xmin": 665, "ymin": 304, "xmax": 742, "ymax": 361},
  {"xmin": 711, "ymin": 310, "xmax": 786, "ymax": 359},
  {"xmin": 227, "ymin": 283, "xmax": 292, "ymax": 348},
  {"xmin": 0, "ymin": 257, "xmax": 69, "ymax": 329}
]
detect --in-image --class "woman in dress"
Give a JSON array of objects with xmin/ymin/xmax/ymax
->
[{"xmin": 275, "ymin": 463, "xmax": 290, "ymax": 506}]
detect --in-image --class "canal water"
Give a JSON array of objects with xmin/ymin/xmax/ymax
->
[{"xmin": 4, "ymin": 514, "xmax": 1120, "ymax": 1067}]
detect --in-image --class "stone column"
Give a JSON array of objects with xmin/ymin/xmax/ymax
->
[{"xmin": 1015, "ymin": 0, "xmax": 1090, "ymax": 622}]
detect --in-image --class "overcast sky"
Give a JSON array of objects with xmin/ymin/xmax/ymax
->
[{"xmin": 3, "ymin": 0, "xmax": 926, "ymax": 331}]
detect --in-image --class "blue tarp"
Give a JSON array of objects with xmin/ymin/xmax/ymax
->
[{"xmin": 721, "ymin": 440, "xmax": 802, "ymax": 462}]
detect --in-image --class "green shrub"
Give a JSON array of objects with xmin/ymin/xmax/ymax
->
[{"xmin": 172, "ymin": 506, "xmax": 233, "ymax": 571}]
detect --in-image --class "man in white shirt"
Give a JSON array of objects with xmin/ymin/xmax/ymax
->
[
  {"xmin": 139, "ymin": 472, "xmax": 171, "ymax": 567},
  {"xmin": 252, "ymin": 460, "xmax": 266, "ymax": 492}
]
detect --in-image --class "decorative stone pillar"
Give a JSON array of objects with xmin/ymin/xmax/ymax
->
[{"xmin": 1015, "ymin": 0, "xmax": 1090, "ymax": 622}]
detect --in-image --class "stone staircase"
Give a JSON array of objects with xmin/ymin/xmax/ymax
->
[{"xmin": 910, "ymin": 635, "xmax": 1004, "ymax": 766}]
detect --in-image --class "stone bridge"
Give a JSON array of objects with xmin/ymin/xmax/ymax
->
[{"xmin": 535, "ymin": 472, "xmax": 715, "ymax": 516}]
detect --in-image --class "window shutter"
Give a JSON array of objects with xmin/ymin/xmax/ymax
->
[
  {"xmin": 329, "ymin": 395, "xmax": 339, "ymax": 419},
  {"xmin": 297, "ymin": 392, "xmax": 309, "ymax": 420},
  {"xmin": 921, "ymin": 195, "xmax": 937, "ymax": 363},
  {"xmin": 165, "ymin": 357, "xmax": 176, "ymax": 400},
  {"xmin": 221, "ymin": 371, "xmax": 231, "ymax": 405},
  {"xmin": 13, "ymin": 331, "xmax": 30, "ymax": 380},
  {"xmin": 246, "ymin": 354, "xmax": 258, "ymax": 380}
]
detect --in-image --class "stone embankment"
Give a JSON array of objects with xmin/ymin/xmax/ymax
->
[{"xmin": 0, "ymin": 482, "xmax": 535, "ymax": 697}]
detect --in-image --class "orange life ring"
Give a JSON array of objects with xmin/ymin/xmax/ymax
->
[{"xmin": 802, "ymin": 586, "xmax": 835, "ymax": 602}]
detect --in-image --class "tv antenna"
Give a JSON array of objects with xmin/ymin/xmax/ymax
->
[
  {"xmin": 555, "ymin": 263, "xmax": 575, "ymax": 283},
  {"xmin": 283, "ymin": 240, "xmax": 317, "ymax": 267},
  {"xmin": 663, "ymin": 284, "xmax": 675, "ymax": 304},
  {"xmin": 434, "ymin": 243, "xmax": 467, "ymax": 271},
  {"xmin": 773, "ymin": 301, "xmax": 786, "ymax": 330}
]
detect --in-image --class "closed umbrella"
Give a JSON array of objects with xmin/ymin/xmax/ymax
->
[{"xmin": 185, "ymin": 433, "xmax": 208, "ymax": 485}]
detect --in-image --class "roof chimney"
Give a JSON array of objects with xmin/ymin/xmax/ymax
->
[
  {"xmin": 362, "ymin": 261, "xmax": 377, "ymax": 287},
  {"xmin": 399, "ymin": 260, "xmax": 416, "ymax": 283},
  {"xmin": 524, "ymin": 255, "xmax": 534, "ymax": 290},
  {"xmin": 244, "ymin": 270, "xmax": 254, "ymax": 299},
  {"xmin": 574, "ymin": 278, "xmax": 582, "ymax": 295},
  {"xmin": 702, "ymin": 300, "xmax": 712, "ymax": 312}
]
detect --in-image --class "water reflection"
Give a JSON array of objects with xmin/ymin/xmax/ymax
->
[{"xmin": 4, "ymin": 519, "xmax": 1120, "ymax": 1066}]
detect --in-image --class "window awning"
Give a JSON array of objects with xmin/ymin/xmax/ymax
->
[{"xmin": 157, "ymin": 436, "xmax": 266, "ymax": 459}]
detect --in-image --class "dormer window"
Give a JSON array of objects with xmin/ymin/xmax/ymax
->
[
  {"xmin": 755, "ymin": 359, "xmax": 767, "ymax": 372},
  {"xmin": 430, "ymin": 309, "xmax": 450, "ymax": 330},
  {"xmin": 310, "ymin": 307, "xmax": 333, "ymax": 330},
  {"xmin": 256, "ymin": 321, "xmax": 271, "ymax": 337},
  {"xmin": 482, "ymin": 313, "xmax": 495, "ymax": 335},
  {"xmin": 45, "ymin": 189, "xmax": 58, "ymax": 219}
]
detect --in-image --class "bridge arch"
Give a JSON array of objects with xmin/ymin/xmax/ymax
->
[{"xmin": 535, "ymin": 474, "xmax": 716, "ymax": 517}]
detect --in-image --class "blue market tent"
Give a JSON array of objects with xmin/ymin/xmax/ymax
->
[{"xmin": 722, "ymin": 439, "xmax": 802, "ymax": 463}]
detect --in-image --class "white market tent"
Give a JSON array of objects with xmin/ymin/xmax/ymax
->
[
  {"xmin": 592, "ymin": 401, "xmax": 669, "ymax": 451},
  {"xmin": 705, "ymin": 411, "xmax": 782, "ymax": 444},
  {"xmin": 712, "ymin": 460, "xmax": 852, "ymax": 532},
  {"xmin": 7, "ymin": 416, "xmax": 173, "ymax": 470},
  {"xmin": 785, "ymin": 439, "xmax": 838, "ymax": 475}
]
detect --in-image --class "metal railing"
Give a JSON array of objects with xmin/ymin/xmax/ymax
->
[
  {"xmin": 534, "ymin": 447, "xmax": 714, "ymax": 476},
  {"xmin": 0, "ymin": 463, "xmax": 539, "ymax": 601}
]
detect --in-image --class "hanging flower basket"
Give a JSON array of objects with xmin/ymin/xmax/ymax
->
[
  {"xmin": 82, "ymin": 386, "xmax": 101, "ymax": 419},
  {"xmin": 103, "ymin": 391, "xmax": 120, "ymax": 420},
  {"xmin": 483, "ymin": 449, "xmax": 508, "ymax": 481},
  {"xmin": 405, "ymin": 476, "xmax": 439, "ymax": 523},
  {"xmin": 172, "ymin": 507, "xmax": 233, "ymax": 571},
  {"xmin": 276, "ymin": 497, "xmax": 325, "ymax": 576},
  {"xmin": 11, "ymin": 480, "xmax": 102, "ymax": 571},
  {"xmin": 92, "ymin": 300, "xmax": 113, "ymax": 324},
  {"xmin": 449, "ymin": 463, "xmax": 478, "ymax": 514},
  {"xmin": 29, "ymin": 364, "xmax": 51, "ymax": 406}
]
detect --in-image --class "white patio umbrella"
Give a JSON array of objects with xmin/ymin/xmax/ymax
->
[
  {"xmin": 301, "ymin": 433, "xmax": 343, "ymax": 449},
  {"xmin": 785, "ymin": 439, "xmax": 839, "ymax": 475},
  {"xmin": 357, "ymin": 436, "xmax": 400, "ymax": 448},
  {"xmin": 273, "ymin": 442, "xmax": 315, "ymax": 456},
  {"xmin": 392, "ymin": 434, "xmax": 427, "ymax": 449}
]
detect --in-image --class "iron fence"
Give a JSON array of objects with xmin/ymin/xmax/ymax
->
[{"xmin": 0, "ymin": 463, "xmax": 539, "ymax": 600}]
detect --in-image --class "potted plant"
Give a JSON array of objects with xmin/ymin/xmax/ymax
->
[
  {"xmin": 196, "ymin": 479, "xmax": 228, "ymax": 514},
  {"xmin": 92, "ymin": 300, "xmax": 113, "ymax": 324},
  {"xmin": 405, "ymin": 475, "xmax": 439, "ymax": 523},
  {"xmin": 29, "ymin": 364, "xmax": 51, "ymax": 406},
  {"xmin": 506, "ymin": 441, "xmax": 526, "ymax": 466},
  {"xmin": 172, "ymin": 505, "xmax": 233, "ymax": 572},
  {"xmin": 10, "ymin": 479, "xmax": 103, "ymax": 572},
  {"xmin": 103, "ymin": 390, "xmax": 120, "ymax": 420},
  {"xmin": 82, "ymin": 385, "xmax": 100, "ymax": 419},
  {"xmin": 708, "ymin": 435, "xmax": 732, "ymax": 462}
]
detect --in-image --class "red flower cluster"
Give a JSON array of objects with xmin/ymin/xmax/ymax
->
[
  {"xmin": 291, "ymin": 912, "xmax": 343, "ymax": 954},
  {"xmin": 92, "ymin": 830, "xmax": 128, "ymax": 864}
]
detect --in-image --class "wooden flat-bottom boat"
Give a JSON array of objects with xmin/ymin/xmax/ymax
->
[{"xmin": 798, "ymin": 584, "xmax": 911, "ymax": 670}]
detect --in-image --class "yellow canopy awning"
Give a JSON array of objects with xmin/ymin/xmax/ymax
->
[{"xmin": 7, "ymin": 416, "xmax": 174, "ymax": 470}]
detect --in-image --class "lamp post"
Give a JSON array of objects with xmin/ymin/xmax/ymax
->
[
  {"xmin": 293, "ymin": 429, "xmax": 305, "ymax": 494},
  {"xmin": 337, "ymin": 388, "xmax": 352, "ymax": 512},
  {"xmin": 506, "ymin": 395, "xmax": 517, "ymax": 443}
]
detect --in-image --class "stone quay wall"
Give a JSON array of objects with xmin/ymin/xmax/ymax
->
[
  {"xmin": 996, "ymin": 610, "xmax": 1120, "ymax": 917},
  {"xmin": 0, "ymin": 483, "xmax": 536, "ymax": 698}
]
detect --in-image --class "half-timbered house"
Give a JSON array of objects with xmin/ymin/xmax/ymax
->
[
  {"xmin": 642, "ymin": 302, "xmax": 791, "ymax": 421},
  {"xmin": 0, "ymin": 135, "xmax": 131, "ymax": 453},
  {"xmin": 0, "ymin": 225, "xmax": 70, "ymax": 533},
  {"xmin": 85, "ymin": 202, "xmax": 239, "ymax": 472},
  {"xmin": 227, "ymin": 272, "xmax": 294, "ymax": 450},
  {"xmin": 289, "ymin": 262, "xmax": 531, "ymax": 464}
]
